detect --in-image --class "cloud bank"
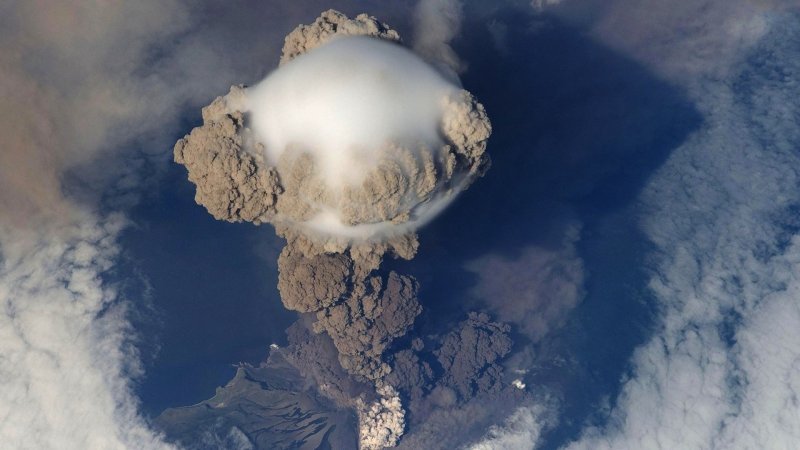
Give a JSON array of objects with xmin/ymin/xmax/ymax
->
[
  {"xmin": 565, "ymin": 11, "xmax": 800, "ymax": 448},
  {"xmin": 0, "ymin": 0, "xmax": 303, "ymax": 447},
  {"xmin": 451, "ymin": 2, "xmax": 800, "ymax": 449},
  {"xmin": 0, "ymin": 1, "xmax": 201, "ymax": 448}
]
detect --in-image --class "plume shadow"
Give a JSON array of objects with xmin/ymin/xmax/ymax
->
[{"xmin": 390, "ymin": 7, "xmax": 702, "ymax": 446}]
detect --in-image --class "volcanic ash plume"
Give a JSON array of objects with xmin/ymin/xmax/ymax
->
[{"xmin": 174, "ymin": 9, "xmax": 491, "ymax": 449}]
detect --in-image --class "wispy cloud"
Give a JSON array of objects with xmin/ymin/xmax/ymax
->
[
  {"xmin": 584, "ymin": 0, "xmax": 793, "ymax": 83},
  {"xmin": 413, "ymin": 0, "xmax": 466, "ymax": 76},
  {"xmin": 465, "ymin": 223, "xmax": 585, "ymax": 343},
  {"xmin": 467, "ymin": 405, "xmax": 551, "ymax": 450}
]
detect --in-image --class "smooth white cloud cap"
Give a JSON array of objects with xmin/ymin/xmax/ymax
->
[{"xmin": 247, "ymin": 35, "xmax": 458, "ymax": 186}]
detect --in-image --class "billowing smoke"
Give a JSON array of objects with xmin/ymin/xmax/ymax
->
[
  {"xmin": 174, "ymin": 9, "xmax": 491, "ymax": 448},
  {"xmin": 176, "ymin": 17, "xmax": 490, "ymax": 247}
]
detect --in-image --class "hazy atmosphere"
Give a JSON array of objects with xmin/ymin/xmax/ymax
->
[{"xmin": 2, "ymin": 1, "xmax": 799, "ymax": 449}]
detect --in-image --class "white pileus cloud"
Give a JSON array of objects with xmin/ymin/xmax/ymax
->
[
  {"xmin": 245, "ymin": 35, "xmax": 482, "ymax": 240},
  {"xmin": 248, "ymin": 36, "xmax": 458, "ymax": 189}
]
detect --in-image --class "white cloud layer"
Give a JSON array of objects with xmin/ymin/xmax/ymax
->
[
  {"xmin": 563, "ymin": 6, "xmax": 800, "ymax": 450},
  {"xmin": 464, "ymin": 2, "xmax": 800, "ymax": 449},
  {"xmin": 0, "ymin": 215, "xmax": 175, "ymax": 449},
  {"xmin": 0, "ymin": 1, "xmax": 198, "ymax": 448},
  {"xmin": 0, "ymin": 0, "xmax": 279, "ymax": 448}
]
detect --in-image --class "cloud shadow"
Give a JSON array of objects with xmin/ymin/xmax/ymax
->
[{"xmin": 388, "ymin": 6, "xmax": 703, "ymax": 447}]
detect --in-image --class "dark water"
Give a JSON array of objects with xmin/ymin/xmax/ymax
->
[{"xmin": 123, "ymin": 162, "xmax": 295, "ymax": 418}]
